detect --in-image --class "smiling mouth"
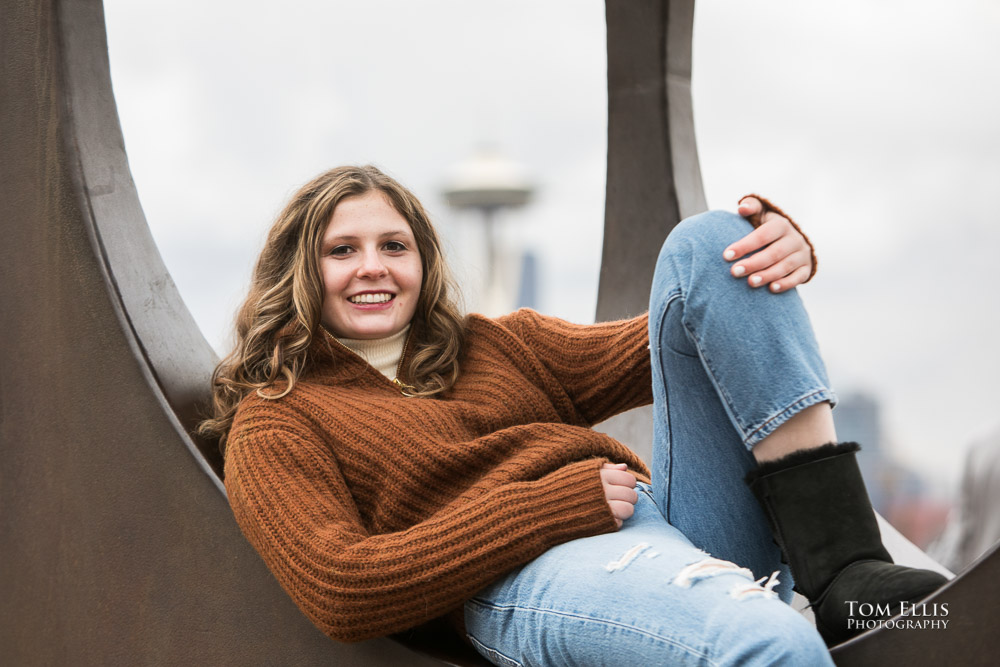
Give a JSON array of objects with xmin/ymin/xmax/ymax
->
[{"xmin": 348, "ymin": 292, "xmax": 394, "ymax": 304}]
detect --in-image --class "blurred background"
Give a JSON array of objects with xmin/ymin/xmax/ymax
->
[{"xmin": 103, "ymin": 0, "xmax": 1000, "ymax": 566}]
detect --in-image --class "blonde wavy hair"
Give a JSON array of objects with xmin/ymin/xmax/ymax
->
[{"xmin": 199, "ymin": 165, "xmax": 466, "ymax": 450}]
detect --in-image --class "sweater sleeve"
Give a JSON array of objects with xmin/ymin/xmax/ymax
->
[
  {"xmin": 224, "ymin": 418, "xmax": 619, "ymax": 643},
  {"xmin": 498, "ymin": 309, "xmax": 653, "ymax": 425}
]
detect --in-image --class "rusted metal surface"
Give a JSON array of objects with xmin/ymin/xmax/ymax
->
[
  {"xmin": 0, "ymin": 0, "xmax": 446, "ymax": 664},
  {"xmin": 598, "ymin": 0, "xmax": 706, "ymax": 322}
]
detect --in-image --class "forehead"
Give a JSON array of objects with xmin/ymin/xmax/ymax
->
[{"xmin": 323, "ymin": 192, "xmax": 414, "ymax": 240}]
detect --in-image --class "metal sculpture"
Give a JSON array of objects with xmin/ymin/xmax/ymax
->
[
  {"xmin": 1, "ymin": 0, "xmax": 995, "ymax": 664},
  {"xmin": 0, "ymin": 0, "xmax": 444, "ymax": 664},
  {"xmin": 598, "ymin": 0, "xmax": 706, "ymax": 322}
]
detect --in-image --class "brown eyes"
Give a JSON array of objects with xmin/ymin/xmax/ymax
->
[{"xmin": 327, "ymin": 241, "xmax": 408, "ymax": 257}]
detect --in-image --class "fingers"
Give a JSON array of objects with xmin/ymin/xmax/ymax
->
[
  {"xmin": 600, "ymin": 465, "xmax": 638, "ymax": 528},
  {"xmin": 730, "ymin": 234, "xmax": 803, "ymax": 279},
  {"xmin": 724, "ymin": 207, "xmax": 813, "ymax": 291},
  {"xmin": 723, "ymin": 211, "xmax": 790, "ymax": 262},
  {"xmin": 742, "ymin": 251, "xmax": 810, "ymax": 290},
  {"xmin": 600, "ymin": 466, "xmax": 637, "ymax": 489},
  {"xmin": 736, "ymin": 196, "xmax": 763, "ymax": 219},
  {"xmin": 603, "ymin": 481, "xmax": 639, "ymax": 503},
  {"xmin": 744, "ymin": 251, "xmax": 810, "ymax": 289},
  {"xmin": 731, "ymin": 195, "xmax": 816, "ymax": 287},
  {"xmin": 768, "ymin": 264, "xmax": 812, "ymax": 293},
  {"xmin": 739, "ymin": 242, "xmax": 810, "ymax": 288},
  {"xmin": 737, "ymin": 196, "xmax": 768, "ymax": 229},
  {"xmin": 607, "ymin": 500, "xmax": 635, "ymax": 528}
]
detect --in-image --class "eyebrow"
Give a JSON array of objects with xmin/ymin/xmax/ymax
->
[{"xmin": 323, "ymin": 229, "xmax": 414, "ymax": 244}]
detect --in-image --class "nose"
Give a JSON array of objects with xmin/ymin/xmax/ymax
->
[{"xmin": 356, "ymin": 249, "xmax": 388, "ymax": 278}]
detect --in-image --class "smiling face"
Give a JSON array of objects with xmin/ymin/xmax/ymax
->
[{"xmin": 319, "ymin": 191, "xmax": 423, "ymax": 340}]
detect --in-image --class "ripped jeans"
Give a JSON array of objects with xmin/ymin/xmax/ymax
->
[{"xmin": 464, "ymin": 211, "xmax": 837, "ymax": 666}]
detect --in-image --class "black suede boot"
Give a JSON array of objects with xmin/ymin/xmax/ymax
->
[{"xmin": 745, "ymin": 442, "xmax": 947, "ymax": 646}]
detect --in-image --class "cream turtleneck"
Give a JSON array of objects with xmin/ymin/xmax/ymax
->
[{"xmin": 334, "ymin": 325, "xmax": 409, "ymax": 380}]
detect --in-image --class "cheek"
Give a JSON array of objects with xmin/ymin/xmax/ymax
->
[
  {"xmin": 400, "ymin": 257, "xmax": 423, "ymax": 292},
  {"xmin": 320, "ymin": 264, "xmax": 350, "ymax": 303},
  {"xmin": 321, "ymin": 261, "xmax": 344, "ymax": 287}
]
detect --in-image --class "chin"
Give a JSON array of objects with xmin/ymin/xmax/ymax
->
[{"xmin": 349, "ymin": 323, "xmax": 404, "ymax": 340}]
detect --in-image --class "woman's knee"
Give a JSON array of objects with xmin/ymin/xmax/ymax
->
[
  {"xmin": 658, "ymin": 210, "xmax": 751, "ymax": 263},
  {"xmin": 650, "ymin": 210, "xmax": 751, "ymax": 313}
]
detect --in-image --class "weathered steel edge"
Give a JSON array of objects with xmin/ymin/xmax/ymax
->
[
  {"xmin": 598, "ymin": 0, "xmax": 705, "ymax": 323},
  {"xmin": 57, "ymin": 0, "xmax": 225, "ymax": 481},
  {"xmin": 0, "ymin": 0, "xmax": 455, "ymax": 663}
]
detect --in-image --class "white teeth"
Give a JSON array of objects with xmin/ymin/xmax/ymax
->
[{"xmin": 349, "ymin": 293, "xmax": 393, "ymax": 304}]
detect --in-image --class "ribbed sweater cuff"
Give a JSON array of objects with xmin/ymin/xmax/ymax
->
[{"xmin": 524, "ymin": 458, "xmax": 621, "ymax": 548}]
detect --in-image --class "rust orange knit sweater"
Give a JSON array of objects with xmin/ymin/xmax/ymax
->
[{"xmin": 224, "ymin": 308, "xmax": 653, "ymax": 643}]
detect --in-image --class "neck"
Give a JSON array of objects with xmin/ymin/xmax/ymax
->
[{"xmin": 335, "ymin": 326, "xmax": 410, "ymax": 379}]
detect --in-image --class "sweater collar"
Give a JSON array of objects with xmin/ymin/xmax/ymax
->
[
  {"xmin": 309, "ymin": 321, "xmax": 417, "ymax": 391},
  {"xmin": 333, "ymin": 326, "xmax": 409, "ymax": 380}
]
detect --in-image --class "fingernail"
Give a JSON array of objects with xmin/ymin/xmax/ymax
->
[
  {"xmin": 732, "ymin": 265, "xmax": 746, "ymax": 277},
  {"xmin": 750, "ymin": 275, "xmax": 762, "ymax": 286},
  {"xmin": 724, "ymin": 249, "xmax": 736, "ymax": 260},
  {"xmin": 772, "ymin": 282, "xmax": 782, "ymax": 292}
]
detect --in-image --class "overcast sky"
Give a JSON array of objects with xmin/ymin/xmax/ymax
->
[{"xmin": 103, "ymin": 0, "xmax": 1000, "ymax": 489}]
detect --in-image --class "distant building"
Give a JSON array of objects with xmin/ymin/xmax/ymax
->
[
  {"xmin": 515, "ymin": 250, "xmax": 539, "ymax": 311},
  {"xmin": 834, "ymin": 391, "xmax": 948, "ymax": 548},
  {"xmin": 834, "ymin": 392, "xmax": 889, "ymax": 512}
]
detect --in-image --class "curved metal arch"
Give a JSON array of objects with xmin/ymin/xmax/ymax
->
[
  {"xmin": 1, "ymin": 0, "xmax": 996, "ymax": 664},
  {"xmin": 1, "ymin": 0, "xmax": 446, "ymax": 664}
]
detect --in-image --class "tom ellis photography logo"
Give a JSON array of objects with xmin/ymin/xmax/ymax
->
[{"xmin": 844, "ymin": 601, "xmax": 950, "ymax": 631}]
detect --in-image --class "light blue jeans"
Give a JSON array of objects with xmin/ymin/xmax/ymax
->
[{"xmin": 463, "ymin": 212, "xmax": 838, "ymax": 666}]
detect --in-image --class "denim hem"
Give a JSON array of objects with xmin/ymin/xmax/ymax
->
[{"xmin": 742, "ymin": 388, "xmax": 838, "ymax": 449}]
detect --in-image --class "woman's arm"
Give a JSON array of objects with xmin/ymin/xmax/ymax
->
[
  {"xmin": 224, "ymin": 418, "xmax": 620, "ymax": 643},
  {"xmin": 495, "ymin": 309, "xmax": 653, "ymax": 426}
]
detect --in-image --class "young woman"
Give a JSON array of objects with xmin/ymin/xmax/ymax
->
[{"xmin": 201, "ymin": 165, "xmax": 946, "ymax": 665}]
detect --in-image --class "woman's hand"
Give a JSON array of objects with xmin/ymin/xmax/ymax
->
[
  {"xmin": 723, "ymin": 197, "xmax": 814, "ymax": 293},
  {"xmin": 601, "ymin": 462, "xmax": 638, "ymax": 529}
]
